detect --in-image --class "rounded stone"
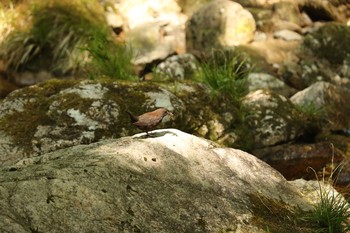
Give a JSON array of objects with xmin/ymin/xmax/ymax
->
[{"xmin": 186, "ymin": 0, "xmax": 256, "ymax": 56}]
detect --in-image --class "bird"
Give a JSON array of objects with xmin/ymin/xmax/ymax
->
[{"xmin": 126, "ymin": 108, "xmax": 173, "ymax": 136}]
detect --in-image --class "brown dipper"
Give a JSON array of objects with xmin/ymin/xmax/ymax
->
[{"xmin": 126, "ymin": 108, "xmax": 173, "ymax": 135}]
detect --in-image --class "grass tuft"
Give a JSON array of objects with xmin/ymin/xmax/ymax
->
[
  {"xmin": 297, "ymin": 103, "xmax": 328, "ymax": 122},
  {"xmin": 83, "ymin": 30, "xmax": 137, "ymax": 81},
  {"xmin": 196, "ymin": 49, "xmax": 251, "ymax": 104},
  {"xmin": 307, "ymin": 188, "xmax": 350, "ymax": 233},
  {"xmin": 0, "ymin": 1, "xmax": 103, "ymax": 74},
  {"xmin": 0, "ymin": 0, "xmax": 136, "ymax": 80},
  {"xmin": 304, "ymin": 157, "xmax": 350, "ymax": 233}
]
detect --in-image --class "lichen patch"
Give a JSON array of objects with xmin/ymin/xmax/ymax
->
[
  {"xmin": 60, "ymin": 82, "xmax": 108, "ymax": 100},
  {"xmin": 67, "ymin": 108, "xmax": 99, "ymax": 130}
]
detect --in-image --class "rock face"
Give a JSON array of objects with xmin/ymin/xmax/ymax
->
[
  {"xmin": 155, "ymin": 53, "xmax": 198, "ymax": 80},
  {"xmin": 242, "ymin": 90, "xmax": 305, "ymax": 148},
  {"xmin": 291, "ymin": 81, "xmax": 350, "ymax": 131},
  {"xmin": 285, "ymin": 23, "xmax": 350, "ymax": 89},
  {"xmin": 186, "ymin": 0, "xmax": 256, "ymax": 57},
  {"xmin": 247, "ymin": 72, "xmax": 297, "ymax": 97},
  {"xmin": 116, "ymin": 0, "xmax": 187, "ymax": 69},
  {"xmin": 0, "ymin": 79, "xmax": 233, "ymax": 166},
  {"xmin": 0, "ymin": 129, "xmax": 314, "ymax": 232},
  {"xmin": 0, "ymin": 79, "xmax": 316, "ymax": 166}
]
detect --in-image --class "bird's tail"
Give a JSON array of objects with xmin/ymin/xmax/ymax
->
[{"xmin": 126, "ymin": 111, "xmax": 138, "ymax": 123}]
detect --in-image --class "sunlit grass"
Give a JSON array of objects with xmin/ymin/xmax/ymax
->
[
  {"xmin": 196, "ymin": 49, "xmax": 251, "ymax": 104},
  {"xmin": 83, "ymin": 31, "xmax": 137, "ymax": 80},
  {"xmin": 308, "ymin": 189, "xmax": 350, "ymax": 233},
  {"xmin": 304, "ymin": 158, "xmax": 350, "ymax": 233},
  {"xmin": 0, "ymin": 0, "xmax": 137, "ymax": 80},
  {"xmin": 0, "ymin": 0, "xmax": 106, "ymax": 75},
  {"xmin": 296, "ymin": 102, "xmax": 328, "ymax": 123}
]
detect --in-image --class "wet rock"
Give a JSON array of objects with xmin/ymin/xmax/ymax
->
[
  {"xmin": 253, "ymin": 142, "xmax": 343, "ymax": 180},
  {"xmin": 0, "ymin": 129, "xmax": 316, "ymax": 232},
  {"xmin": 186, "ymin": 0, "xmax": 256, "ymax": 57}
]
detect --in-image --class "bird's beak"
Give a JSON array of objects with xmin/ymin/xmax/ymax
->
[{"xmin": 168, "ymin": 111, "xmax": 174, "ymax": 119}]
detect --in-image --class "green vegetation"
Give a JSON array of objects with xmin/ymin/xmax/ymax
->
[
  {"xmin": 303, "ymin": 23, "xmax": 350, "ymax": 65},
  {"xmin": 297, "ymin": 102, "xmax": 328, "ymax": 125},
  {"xmin": 195, "ymin": 49, "xmax": 255, "ymax": 151},
  {"xmin": 296, "ymin": 102, "xmax": 329, "ymax": 138},
  {"xmin": 196, "ymin": 49, "xmax": 251, "ymax": 104},
  {"xmin": 307, "ymin": 188, "xmax": 350, "ymax": 233},
  {"xmin": 0, "ymin": 1, "xmax": 103, "ymax": 74},
  {"xmin": 0, "ymin": 0, "xmax": 136, "ymax": 80},
  {"xmin": 84, "ymin": 33, "xmax": 137, "ymax": 80},
  {"xmin": 302, "ymin": 162, "xmax": 350, "ymax": 233},
  {"xmin": 249, "ymin": 193, "xmax": 314, "ymax": 233}
]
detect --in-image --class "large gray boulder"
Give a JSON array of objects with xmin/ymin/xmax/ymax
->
[{"xmin": 0, "ymin": 129, "xmax": 316, "ymax": 232}]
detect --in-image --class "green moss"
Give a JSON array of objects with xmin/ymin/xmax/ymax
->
[
  {"xmin": 0, "ymin": 79, "xmax": 79, "ymax": 152},
  {"xmin": 103, "ymin": 81, "xmax": 157, "ymax": 135},
  {"xmin": 49, "ymin": 92, "xmax": 95, "ymax": 125},
  {"xmin": 30, "ymin": 79, "xmax": 78, "ymax": 96},
  {"xmin": 232, "ymin": 90, "xmax": 307, "ymax": 150},
  {"xmin": 0, "ymin": 97, "xmax": 51, "ymax": 152}
]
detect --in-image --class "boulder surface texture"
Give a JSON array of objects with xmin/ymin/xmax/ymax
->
[{"xmin": 0, "ymin": 129, "xmax": 313, "ymax": 233}]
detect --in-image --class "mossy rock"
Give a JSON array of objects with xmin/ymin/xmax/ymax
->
[
  {"xmin": 0, "ymin": 78, "xmax": 316, "ymax": 165},
  {"xmin": 0, "ymin": 79, "xmax": 233, "ymax": 166},
  {"xmin": 239, "ymin": 90, "xmax": 307, "ymax": 149},
  {"xmin": 303, "ymin": 23, "xmax": 350, "ymax": 65}
]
